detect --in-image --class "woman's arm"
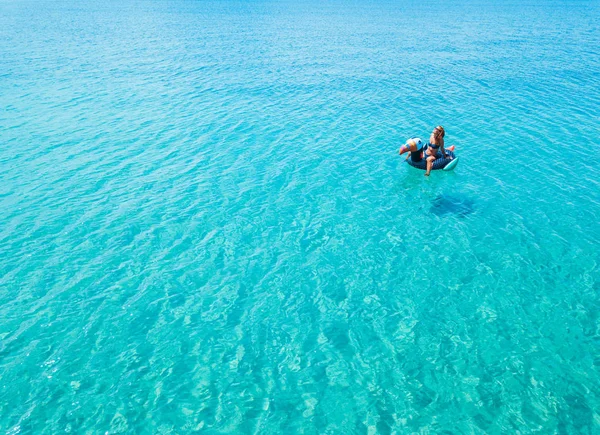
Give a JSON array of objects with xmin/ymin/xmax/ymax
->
[{"xmin": 440, "ymin": 138, "xmax": 447, "ymax": 158}]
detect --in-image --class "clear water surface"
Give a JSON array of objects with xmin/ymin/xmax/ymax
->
[{"xmin": 1, "ymin": 0, "xmax": 599, "ymax": 433}]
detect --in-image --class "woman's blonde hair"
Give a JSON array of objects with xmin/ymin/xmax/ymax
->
[{"xmin": 433, "ymin": 126, "xmax": 445, "ymax": 139}]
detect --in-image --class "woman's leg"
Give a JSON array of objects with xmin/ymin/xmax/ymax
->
[{"xmin": 425, "ymin": 156, "xmax": 435, "ymax": 176}]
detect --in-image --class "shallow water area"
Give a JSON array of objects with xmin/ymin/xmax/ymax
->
[{"xmin": 1, "ymin": 0, "xmax": 600, "ymax": 433}]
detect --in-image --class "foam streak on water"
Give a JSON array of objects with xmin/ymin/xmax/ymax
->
[{"xmin": 1, "ymin": 0, "xmax": 600, "ymax": 433}]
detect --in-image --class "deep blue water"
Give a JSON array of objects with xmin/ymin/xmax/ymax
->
[{"xmin": 1, "ymin": 0, "xmax": 600, "ymax": 433}]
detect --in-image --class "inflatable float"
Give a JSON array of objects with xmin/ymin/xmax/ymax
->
[{"xmin": 399, "ymin": 138, "xmax": 459, "ymax": 172}]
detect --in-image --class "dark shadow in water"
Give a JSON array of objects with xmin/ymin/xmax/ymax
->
[{"xmin": 430, "ymin": 194, "xmax": 475, "ymax": 217}]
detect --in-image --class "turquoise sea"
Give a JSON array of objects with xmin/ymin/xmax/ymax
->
[{"xmin": 1, "ymin": 0, "xmax": 600, "ymax": 433}]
